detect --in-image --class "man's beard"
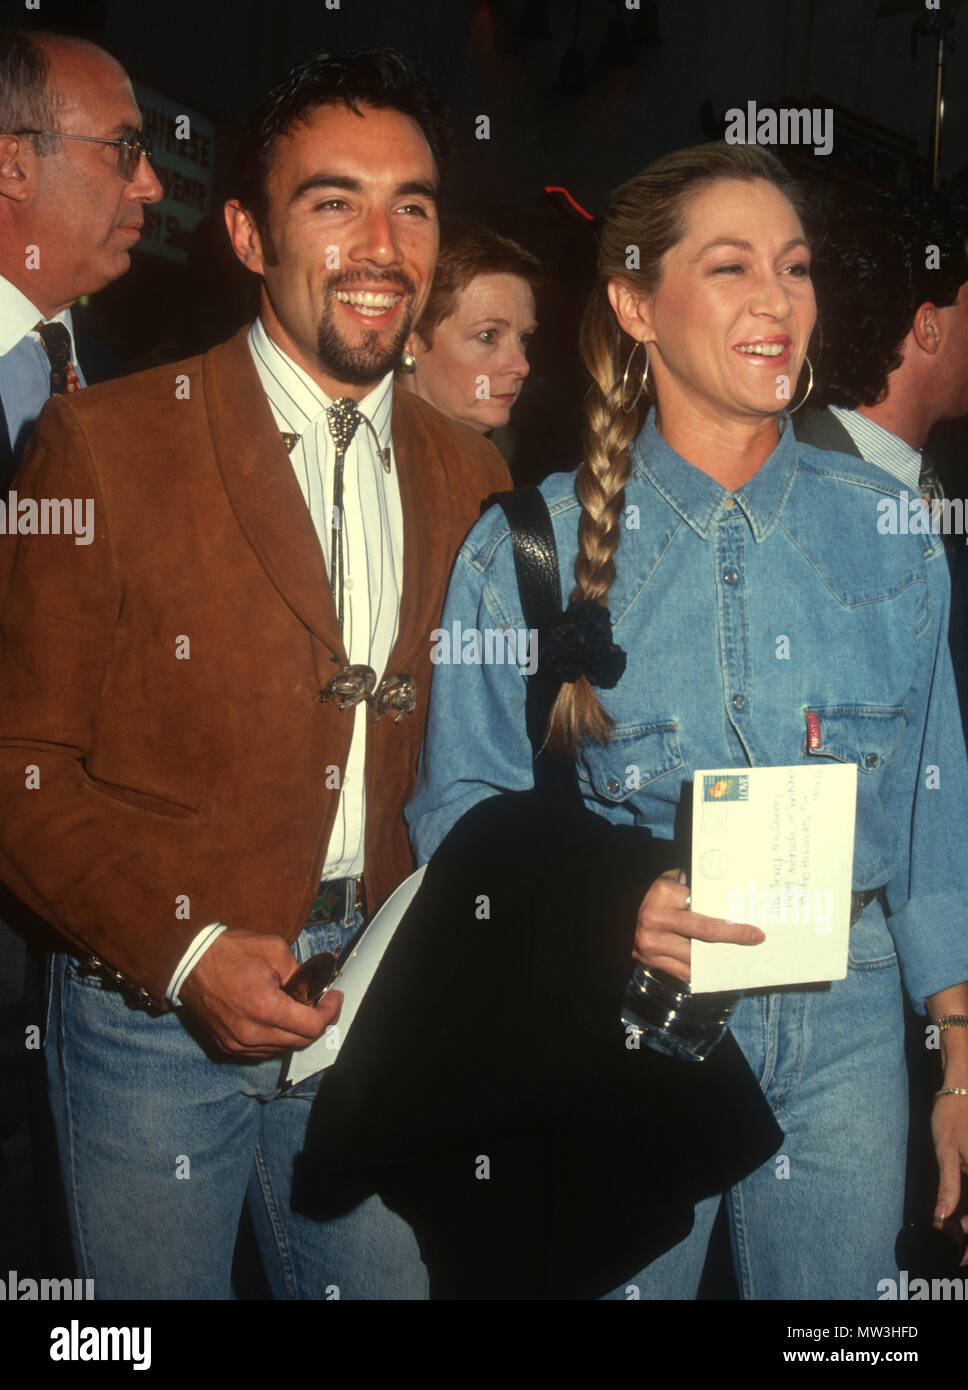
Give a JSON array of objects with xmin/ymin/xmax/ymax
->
[{"xmin": 316, "ymin": 275, "xmax": 416, "ymax": 387}]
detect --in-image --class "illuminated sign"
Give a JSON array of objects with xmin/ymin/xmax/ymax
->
[{"xmin": 133, "ymin": 82, "xmax": 216, "ymax": 264}]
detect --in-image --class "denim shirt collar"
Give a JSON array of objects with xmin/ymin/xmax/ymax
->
[{"xmin": 629, "ymin": 410, "xmax": 799, "ymax": 542}]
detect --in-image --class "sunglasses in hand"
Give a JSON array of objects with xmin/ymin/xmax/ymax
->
[{"xmin": 284, "ymin": 951, "xmax": 340, "ymax": 1006}]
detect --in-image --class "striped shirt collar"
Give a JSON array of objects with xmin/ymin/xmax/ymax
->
[
  {"xmin": 247, "ymin": 316, "xmax": 393, "ymax": 450},
  {"xmin": 828, "ymin": 405, "xmax": 922, "ymax": 492},
  {"xmin": 0, "ymin": 273, "xmax": 76, "ymax": 359}
]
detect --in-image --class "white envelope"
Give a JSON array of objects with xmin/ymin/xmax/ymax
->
[
  {"xmin": 284, "ymin": 863, "xmax": 427, "ymax": 1087},
  {"xmin": 689, "ymin": 763, "xmax": 857, "ymax": 993}
]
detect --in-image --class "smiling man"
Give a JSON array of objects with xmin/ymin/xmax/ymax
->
[{"xmin": 0, "ymin": 49, "xmax": 508, "ymax": 1299}]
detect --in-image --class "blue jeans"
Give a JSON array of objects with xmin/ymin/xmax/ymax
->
[
  {"xmin": 604, "ymin": 904, "xmax": 908, "ymax": 1300},
  {"xmin": 43, "ymin": 912, "xmax": 428, "ymax": 1300}
]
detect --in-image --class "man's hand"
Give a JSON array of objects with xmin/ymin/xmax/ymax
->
[
  {"xmin": 633, "ymin": 868, "xmax": 765, "ymax": 983},
  {"xmin": 178, "ymin": 928, "xmax": 342, "ymax": 1058}
]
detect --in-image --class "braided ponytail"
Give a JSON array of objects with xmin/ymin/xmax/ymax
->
[
  {"xmin": 544, "ymin": 290, "xmax": 645, "ymax": 754},
  {"xmin": 545, "ymin": 141, "xmax": 807, "ymax": 757}
]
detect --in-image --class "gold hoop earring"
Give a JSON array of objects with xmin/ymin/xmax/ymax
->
[
  {"xmin": 621, "ymin": 340, "xmax": 650, "ymax": 413},
  {"xmin": 786, "ymin": 355, "xmax": 814, "ymax": 415}
]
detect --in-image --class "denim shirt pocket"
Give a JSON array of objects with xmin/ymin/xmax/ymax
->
[
  {"xmin": 577, "ymin": 720, "xmax": 683, "ymax": 807},
  {"xmin": 803, "ymin": 704, "xmax": 908, "ymax": 887}
]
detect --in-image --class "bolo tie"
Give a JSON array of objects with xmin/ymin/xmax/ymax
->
[
  {"xmin": 325, "ymin": 397, "xmax": 362, "ymax": 633},
  {"xmin": 286, "ymin": 399, "xmax": 416, "ymax": 724}
]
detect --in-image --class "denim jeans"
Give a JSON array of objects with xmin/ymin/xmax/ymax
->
[
  {"xmin": 602, "ymin": 904, "xmax": 907, "ymax": 1300},
  {"xmin": 43, "ymin": 911, "xmax": 428, "ymax": 1300}
]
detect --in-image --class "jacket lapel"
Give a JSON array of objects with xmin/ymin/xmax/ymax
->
[
  {"xmin": 794, "ymin": 407, "xmax": 862, "ymax": 459},
  {"xmin": 389, "ymin": 388, "xmax": 461, "ymax": 671},
  {"xmin": 203, "ymin": 325, "xmax": 346, "ymax": 665}
]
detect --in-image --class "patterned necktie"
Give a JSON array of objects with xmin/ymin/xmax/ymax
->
[
  {"xmin": 919, "ymin": 460, "xmax": 945, "ymax": 506},
  {"xmin": 35, "ymin": 321, "xmax": 82, "ymax": 395},
  {"xmin": 326, "ymin": 397, "xmax": 363, "ymax": 631}
]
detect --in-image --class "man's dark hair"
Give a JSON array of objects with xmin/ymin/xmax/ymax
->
[
  {"xmin": 812, "ymin": 189, "xmax": 968, "ymax": 409},
  {"xmin": 0, "ymin": 29, "xmax": 63, "ymax": 155},
  {"xmin": 235, "ymin": 47, "xmax": 452, "ymax": 240}
]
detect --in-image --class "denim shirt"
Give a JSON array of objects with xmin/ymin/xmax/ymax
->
[{"xmin": 407, "ymin": 412, "xmax": 968, "ymax": 1012}]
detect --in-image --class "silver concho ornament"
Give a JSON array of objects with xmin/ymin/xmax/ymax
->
[
  {"xmin": 320, "ymin": 664, "xmax": 378, "ymax": 711},
  {"xmin": 372, "ymin": 673, "xmax": 417, "ymax": 724}
]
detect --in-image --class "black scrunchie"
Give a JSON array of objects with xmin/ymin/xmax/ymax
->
[{"xmin": 539, "ymin": 599, "xmax": 627, "ymax": 689}]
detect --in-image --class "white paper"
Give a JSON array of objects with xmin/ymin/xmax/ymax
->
[
  {"xmin": 689, "ymin": 764, "xmax": 857, "ymax": 993},
  {"xmin": 284, "ymin": 864, "xmax": 427, "ymax": 1086}
]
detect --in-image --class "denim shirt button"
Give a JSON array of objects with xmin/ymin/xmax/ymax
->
[
  {"xmin": 606, "ymin": 777, "xmax": 621, "ymax": 794},
  {"xmin": 732, "ymin": 694, "xmax": 746, "ymax": 710},
  {"xmin": 723, "ymin": 568, "xmax": 739, "ymax": 584},
  {"xmin": 865, "ymin": 752, "xmax": 878, "ymax": 767}
]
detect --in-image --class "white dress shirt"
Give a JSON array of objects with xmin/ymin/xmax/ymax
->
[
  {"xmin": 0, "ymin": 273, "xmax": 85, "ymax": 462},
  {"xmin": 166, "ymin": 319, "xmax": 404, "ymax": 1003}
]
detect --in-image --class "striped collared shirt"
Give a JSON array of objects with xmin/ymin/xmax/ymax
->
[
  {"xmin": 829, "ymin": 405, "xmax": 922, "ymax": 492},
  {"xmin": 248, "ymin": 317, "xmax": 404, "ymax": 879}
]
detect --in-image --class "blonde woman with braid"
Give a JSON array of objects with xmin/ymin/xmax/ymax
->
[{"xmin": 406, "ymin": 143, "xmax": 968, "ymax": 1299}]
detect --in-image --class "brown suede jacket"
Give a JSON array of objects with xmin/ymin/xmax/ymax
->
[{"xmin": 0, "ymin": 325, "xmax": 509, "ymax": 1005}]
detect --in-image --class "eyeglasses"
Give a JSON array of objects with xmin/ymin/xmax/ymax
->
[{"xmin": 12, "ymin": 127, "xmax": 153, "ymax": 182}]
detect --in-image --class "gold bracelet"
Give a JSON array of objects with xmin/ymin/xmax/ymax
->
[
  {"xmin": 938, "ymin": 1015, "xmax": 968, "ymax": 1031},
  {"xmin": 934, "ymin": 1087, "xmax": 968, "ymax": 1101}
]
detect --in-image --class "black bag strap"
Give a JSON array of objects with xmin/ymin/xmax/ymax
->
[
  {"xmin": 495, "ymin": 486, "xmax": 562, "ymax": 634},
  {"xmin": 494, "ymin": 487, "xmax": 578, "ymax": 800}
]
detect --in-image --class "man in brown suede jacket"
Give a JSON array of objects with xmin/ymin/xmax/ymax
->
[{"xmin": 0, "ymin": 49, "xmax": 508, "ymax": 1299}]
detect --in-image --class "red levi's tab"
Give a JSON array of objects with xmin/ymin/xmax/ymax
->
[{"xmin": 805, "ymin": 711, "xmax": 821, "ymax": 750}]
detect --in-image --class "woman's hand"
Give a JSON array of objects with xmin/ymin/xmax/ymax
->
[
  {"xmin": 926, "ymin": 989, "xmax": 968, "ymax": 1259},
  {"xmin": 931, "ymin": 1097, "xmax": 968, "ymax": 1262},
  {"xmin": 633, "ymin": 868, "xmax": 765, "ymax": 983}
]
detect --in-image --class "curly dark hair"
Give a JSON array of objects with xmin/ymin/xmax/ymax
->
[
  {"xmin": 812, "ymin": 189, "xmax": 968, "ymax": 409},
  {"xmin": 235, "ymin": 47, "xmax": 452, "ymax": 248}
]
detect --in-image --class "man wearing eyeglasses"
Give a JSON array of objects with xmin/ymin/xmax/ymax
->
[
  {"xmin": 0, "ymin": 27, "xmax": 161, "ymax": 1275},
  {"xmin": 0, "ymin": 30, "xmax": 161, "ymax": 476}
]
